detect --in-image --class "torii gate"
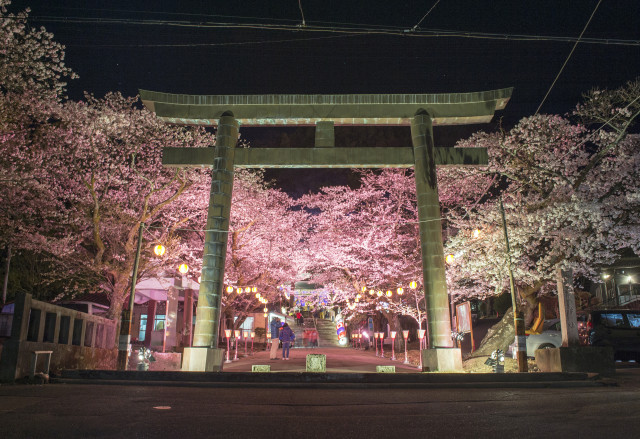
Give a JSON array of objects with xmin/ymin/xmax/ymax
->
[{"xmin": 140, "ymin": 88, "xmax": 512, "ymax": 372}]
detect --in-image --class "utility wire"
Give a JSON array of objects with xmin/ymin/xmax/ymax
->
[
  {"xmin": 412, "ymin": 0, "xmax": 441, "ymax": 31},
  {"xmin": 24, "ymin": 15, "xmax": 640, "ymax": 47},
  {"xmin": 535, "ymin": 0, "xmax": 603, "ymax": 114},
  {"xmin": 298, "ymin": 0, "xmax": 306, "ymax": 27}
]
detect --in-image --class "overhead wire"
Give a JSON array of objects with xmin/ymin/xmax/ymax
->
[
  {"xmin": 535, "ymin": 0, "xmax": 603, "ymax": 114},
  {"xmin": 22, "ymin": 15, "xmax": 640, "ymax": 47},
  {"xmin": 412, "ymin": 0, "xmax": 441, "ymax": 31}
]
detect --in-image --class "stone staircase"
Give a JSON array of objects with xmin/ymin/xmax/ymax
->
[{"xmin": 315, "ymin": 318, "xmax": 342, "ymax": 347}]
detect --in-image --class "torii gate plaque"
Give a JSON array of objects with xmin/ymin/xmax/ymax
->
[{"xmin": 141, "ymin": 88, "xmax": 512, "ymax": 372}]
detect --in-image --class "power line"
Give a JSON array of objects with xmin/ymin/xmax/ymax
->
[
  {"xmin": 535, "ymin": 0, "xmax": 603, "ymax": 115},
  {"xmin": 24, "ymin": 15, "xmax": 640, "ymax": 47},
  {"xmin": 412, "ymin": 0, "xmax": 441, "ymax": 31}
]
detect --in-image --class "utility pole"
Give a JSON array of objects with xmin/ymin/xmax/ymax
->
[
  {"xmin": 116, "ymin": 222, "xmax": 144, "ymax": 371},
  {"xmin": 499, "ymin": 197, "xmax": 528, "ymax": 372}
]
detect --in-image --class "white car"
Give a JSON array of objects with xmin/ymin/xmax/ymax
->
[{"xmin": 509, "ymin": 319, "xmax": 562, "ymax": 358}]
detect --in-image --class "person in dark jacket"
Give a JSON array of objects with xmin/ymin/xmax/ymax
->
[
  {"xmin": 269, "ymin": 317, "xmax": 281, "ymax": 360},
  {"xmin": 279, "ymin": 322, "xmax": 295, "ymax": 360}
]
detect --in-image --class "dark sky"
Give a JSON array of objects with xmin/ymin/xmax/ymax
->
[{"xmin": 10, "ymin": 0, "xmax": 640, "ymax": 194}]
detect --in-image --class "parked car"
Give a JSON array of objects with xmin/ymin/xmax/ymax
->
[
  {"xmin": 588, "ymin": 309, "xmax": 640, "ymax": 361},
  {"xmin": 509, "ymin": 319, "xmax": 563, "ymax": 358}
]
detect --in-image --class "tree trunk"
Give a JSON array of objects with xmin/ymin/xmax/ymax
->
[
  {"xmin": 468, "ymin": 308, "xmax": 515, "ymax": 359},
  {"xmin": 2, "ymin": 243, "xmax": 11, "ymax": 305}
]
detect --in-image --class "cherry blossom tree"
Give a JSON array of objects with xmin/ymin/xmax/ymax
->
[{"xmin": 443, "ymin": 78, "xmax": 640, "ymax": 320}]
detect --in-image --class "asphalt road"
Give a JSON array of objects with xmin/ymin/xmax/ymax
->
[{"xmin": 2, "ymin": 369, "xmax": 640, "ymax": 439}]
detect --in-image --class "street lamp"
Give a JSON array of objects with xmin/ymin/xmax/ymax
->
[
  {"xmin": 418, "ymin": 329, "xmax": 426, "ymax": 371},
  {"xmin": 153, "ymin": 244, "xmax": 166, "ymax": 257},
  {"xmin": 402, "ymin": 330, "xmax": 410, "ymax": 364},
  {"xmin": 224, "ymin": 329, "xmax": 232, "ymax": 363},
  {"xmin": 233, "ymin": 330, "xmax": 240, "ymax": 361},
  {"xmin": 390, "ymin": 331, "xmax": 397, "ymax": 360}
]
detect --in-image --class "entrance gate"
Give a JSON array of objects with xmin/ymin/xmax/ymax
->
[{"xmin": 140, "ymin": 88, "xmax": 512, "ymax": 371}]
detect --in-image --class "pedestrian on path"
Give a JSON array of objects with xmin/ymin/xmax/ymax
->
[
  {"xmin": 279, "ymin": 322, "xmax": 295, "ymax": 360},
  {"xmin": 269, "ymin": 317, "xmax": 281, "ymax": 360}
]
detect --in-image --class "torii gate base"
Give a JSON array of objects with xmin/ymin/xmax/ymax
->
[
  {"xmin": 422, "ymin": 349, "xmax": 463, "ymax": 372},
  {"xmin": 142, "ymin": 88, "xmax": 513, "ymax": 373}
]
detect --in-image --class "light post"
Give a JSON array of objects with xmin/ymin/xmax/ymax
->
[
  {"xmin": 251, "ymin": 331, "xmax": 255, "ymax": 355},
  {"xmin": 233, "ymin": 330, "xmax": 240, "ymax": 361},
  {"xmin": 390, "ymin": 331, "xmax": 397, "ymax": 360},
  {"xmin": 418, "ymin": 329, "xmax": 426, "ymax": 370},
  {"xmin": 243, "ymin": 330, "xmax": 249, "ymax": 356},
  {"xmin": 224, "ymin": 329, "xmax": 232, "ymax": 363},
  {"xmin": 117, "ymin": 222, "xmax": 144, "ymax": 371},
  {"xmin": 374, "ymin": 332, "xmax": 379, "ymax": 357},
  {"xmin": 402, "ymin": 330, "xmax": 410, "ymax": 364}
]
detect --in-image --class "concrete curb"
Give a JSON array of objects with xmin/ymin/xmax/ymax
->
[{"xmin": 51, "ymin": 369, "xmax": 614, "ymax": 389}]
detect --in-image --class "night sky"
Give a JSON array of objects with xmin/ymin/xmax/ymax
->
[{"xmin": 10, "ymin": 0, "xmax": 640, "ymax": 194}]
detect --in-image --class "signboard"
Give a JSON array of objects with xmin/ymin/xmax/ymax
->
[
  {"xmin": 456, "ymin": 301, "xmax": 475, "ymax": 352},
  {"xmin": 456, "ymin": 302, "xmax": 472, "ymax": 333}
]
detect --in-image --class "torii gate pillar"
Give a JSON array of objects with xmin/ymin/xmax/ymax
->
[
  {"xmin": 182, "ymin": 114, "xmax": 238, "ymax": 372},
  {"xmin": 412, "ymin": 111, "xmax": 462, "ymax": 371}
]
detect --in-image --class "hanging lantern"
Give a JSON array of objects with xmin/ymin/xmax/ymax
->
[
  {"xmin": 178, "ymin": 263, "xmax": 188, "ymax": 274},
  {"xmin": 252, "ymin": 286, "xmax": 257, "ymax": 293},
  {"xmin": 263, "ymin": 307, "xmax": 268, "ymax": 312},
  {"xmin": 386, "ymin": 290, "xmax": 392, "ymax": 297},
  {"xmin": 226, "ymin": 286, "xmax": 233, "ymax": 293},
  {"xmin": 255, "ymin": 293, "xmax": 261, "ymax": 299},
  {"xmin": 236, "ymin": 287, "xmax": 242, "ymax": 294},
  {"xmin": 245, "ymin": 287, "xmax": 251, "ymax": 293},
  {"xmin": 397, "ymin": 287, "xmax": 403, "ymax": 295},
  {"xmin": 153, "ymin": 244, "xmax": 166, "ymax": 257},
  {"xmin": 473, "ymin": 228, "xmax": 480, "ymax": 239},
  {"xmin": 369, "ymin": 289, "xmax": 375, "ymax": 296},
  {"xmin": 409, "ymin": 281, "xmax": 417, "ymax": 289},
  {"xmin": 376, "ymin": 291, "xmax": 383, "ymax": 297},
  {"xmin": 361, "ymin": 286, "xmax": 367, "ymax": 292},
  {"xmin": 446, "ymin": 254, "xmax": 455, "ymax": 265}
]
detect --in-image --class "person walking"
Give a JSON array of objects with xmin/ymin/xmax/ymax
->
[
  {"xmin": 279, "ymin": 322, "xmax": 295, "ymax": 360},
  {"xmin": 269, "ymin": 317, "xmax": 281, "ymax": 360}
]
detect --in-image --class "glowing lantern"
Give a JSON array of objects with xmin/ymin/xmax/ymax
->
[
  {"xmin": 255, "ymin": 292, "xmax": 261, "ymax": 299},
  {"xmin": 386, "ymin": 290, "xmax": 392, "ymax": 297},
  {"xmin": 153, "ymin": 244, "xmax": 166, "ymax": 257},
  {"xmin": 245, "ymin": 287, "xmax": 251, "ymax": 293},
  {"xmin": 236, "ymin": 287, "xmax": 242, "ymax": 294},
  {"xmin": 473, "ymin": 228, "xmax": 480, "ymax": 239},
  {"xmin": 178, "ymin": 263, "xmax": 188, "ymax": 274},
  {"xmin": 397, "ymin": 287, "xmax": 403, "ymax": 295},
  {"xmin": 409, "ymin": 281, "xmax": 417, "ymax": 289},
  {"xmin": 263, "ymin": 307, "xmax": 268, "ymax": 312},
  {"xmin": 252, "ymin": 286, "xmax": 257, "ymax": 293},
  {"xmin": 445, "ymin": 254, "xmax": 455, "ymax": 265},
  {"xmin": 361, "ymin": 286, "xmax": 367, "ymax": 292},
  {"xmin": 263, "ymin": 313, "xmax": 268, "ymax": 317},
  {"xmin": 369, "ymin": 289, "xmax": 375, "ymax": 296},
  {"xmin": 376, "ymin": 291, "xmax": 383, "ymax": 297},
  {"xmin": 226, "ymin": 286, "xmax": 233, "ymax": 293}
]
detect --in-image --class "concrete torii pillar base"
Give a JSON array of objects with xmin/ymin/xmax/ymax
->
[
  {"xmin": 535, "ymin": 346, "xmax": 615, "ymax": 374},
  {"xmin": 422, "ymin": 348, "xmax": 463, "ymax": 372},
  {"xmin": 182, "ymin": 347, "xmax": 225, "ymax": 372}
]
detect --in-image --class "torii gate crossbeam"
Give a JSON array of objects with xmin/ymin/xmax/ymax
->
[{"xmin": 141, "ymin": 88, "xmax": 512, "ymax": 372}]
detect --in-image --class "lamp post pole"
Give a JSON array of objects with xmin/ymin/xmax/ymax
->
[
  {"xmin": 224, "ymin": 329, "xmax": 232, "ymax": 363},
  {"xmin": 233, "ymin": 330, "xmax": 240, "ymax": 361},
  {"xmin": 374, "ymin": 333, "xmax": 379, "ymax": 357},
  {"xmin": 499, "ymin": 197, "xmax": 528, "ymax": 373},
  {"xmin": 390, "ymin": 331, "xmax": 397, "ymax": 360},
  {"xmin": 418, "ymin": 329, "xmax": 426, "ymax": 370},
  {"xmin": 402, "ymin": 330, "xmax": 410, "ymax": 364},
  {"xmin": 117, "ymin": 222, "xmax": 144, "ymax": 371}
]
